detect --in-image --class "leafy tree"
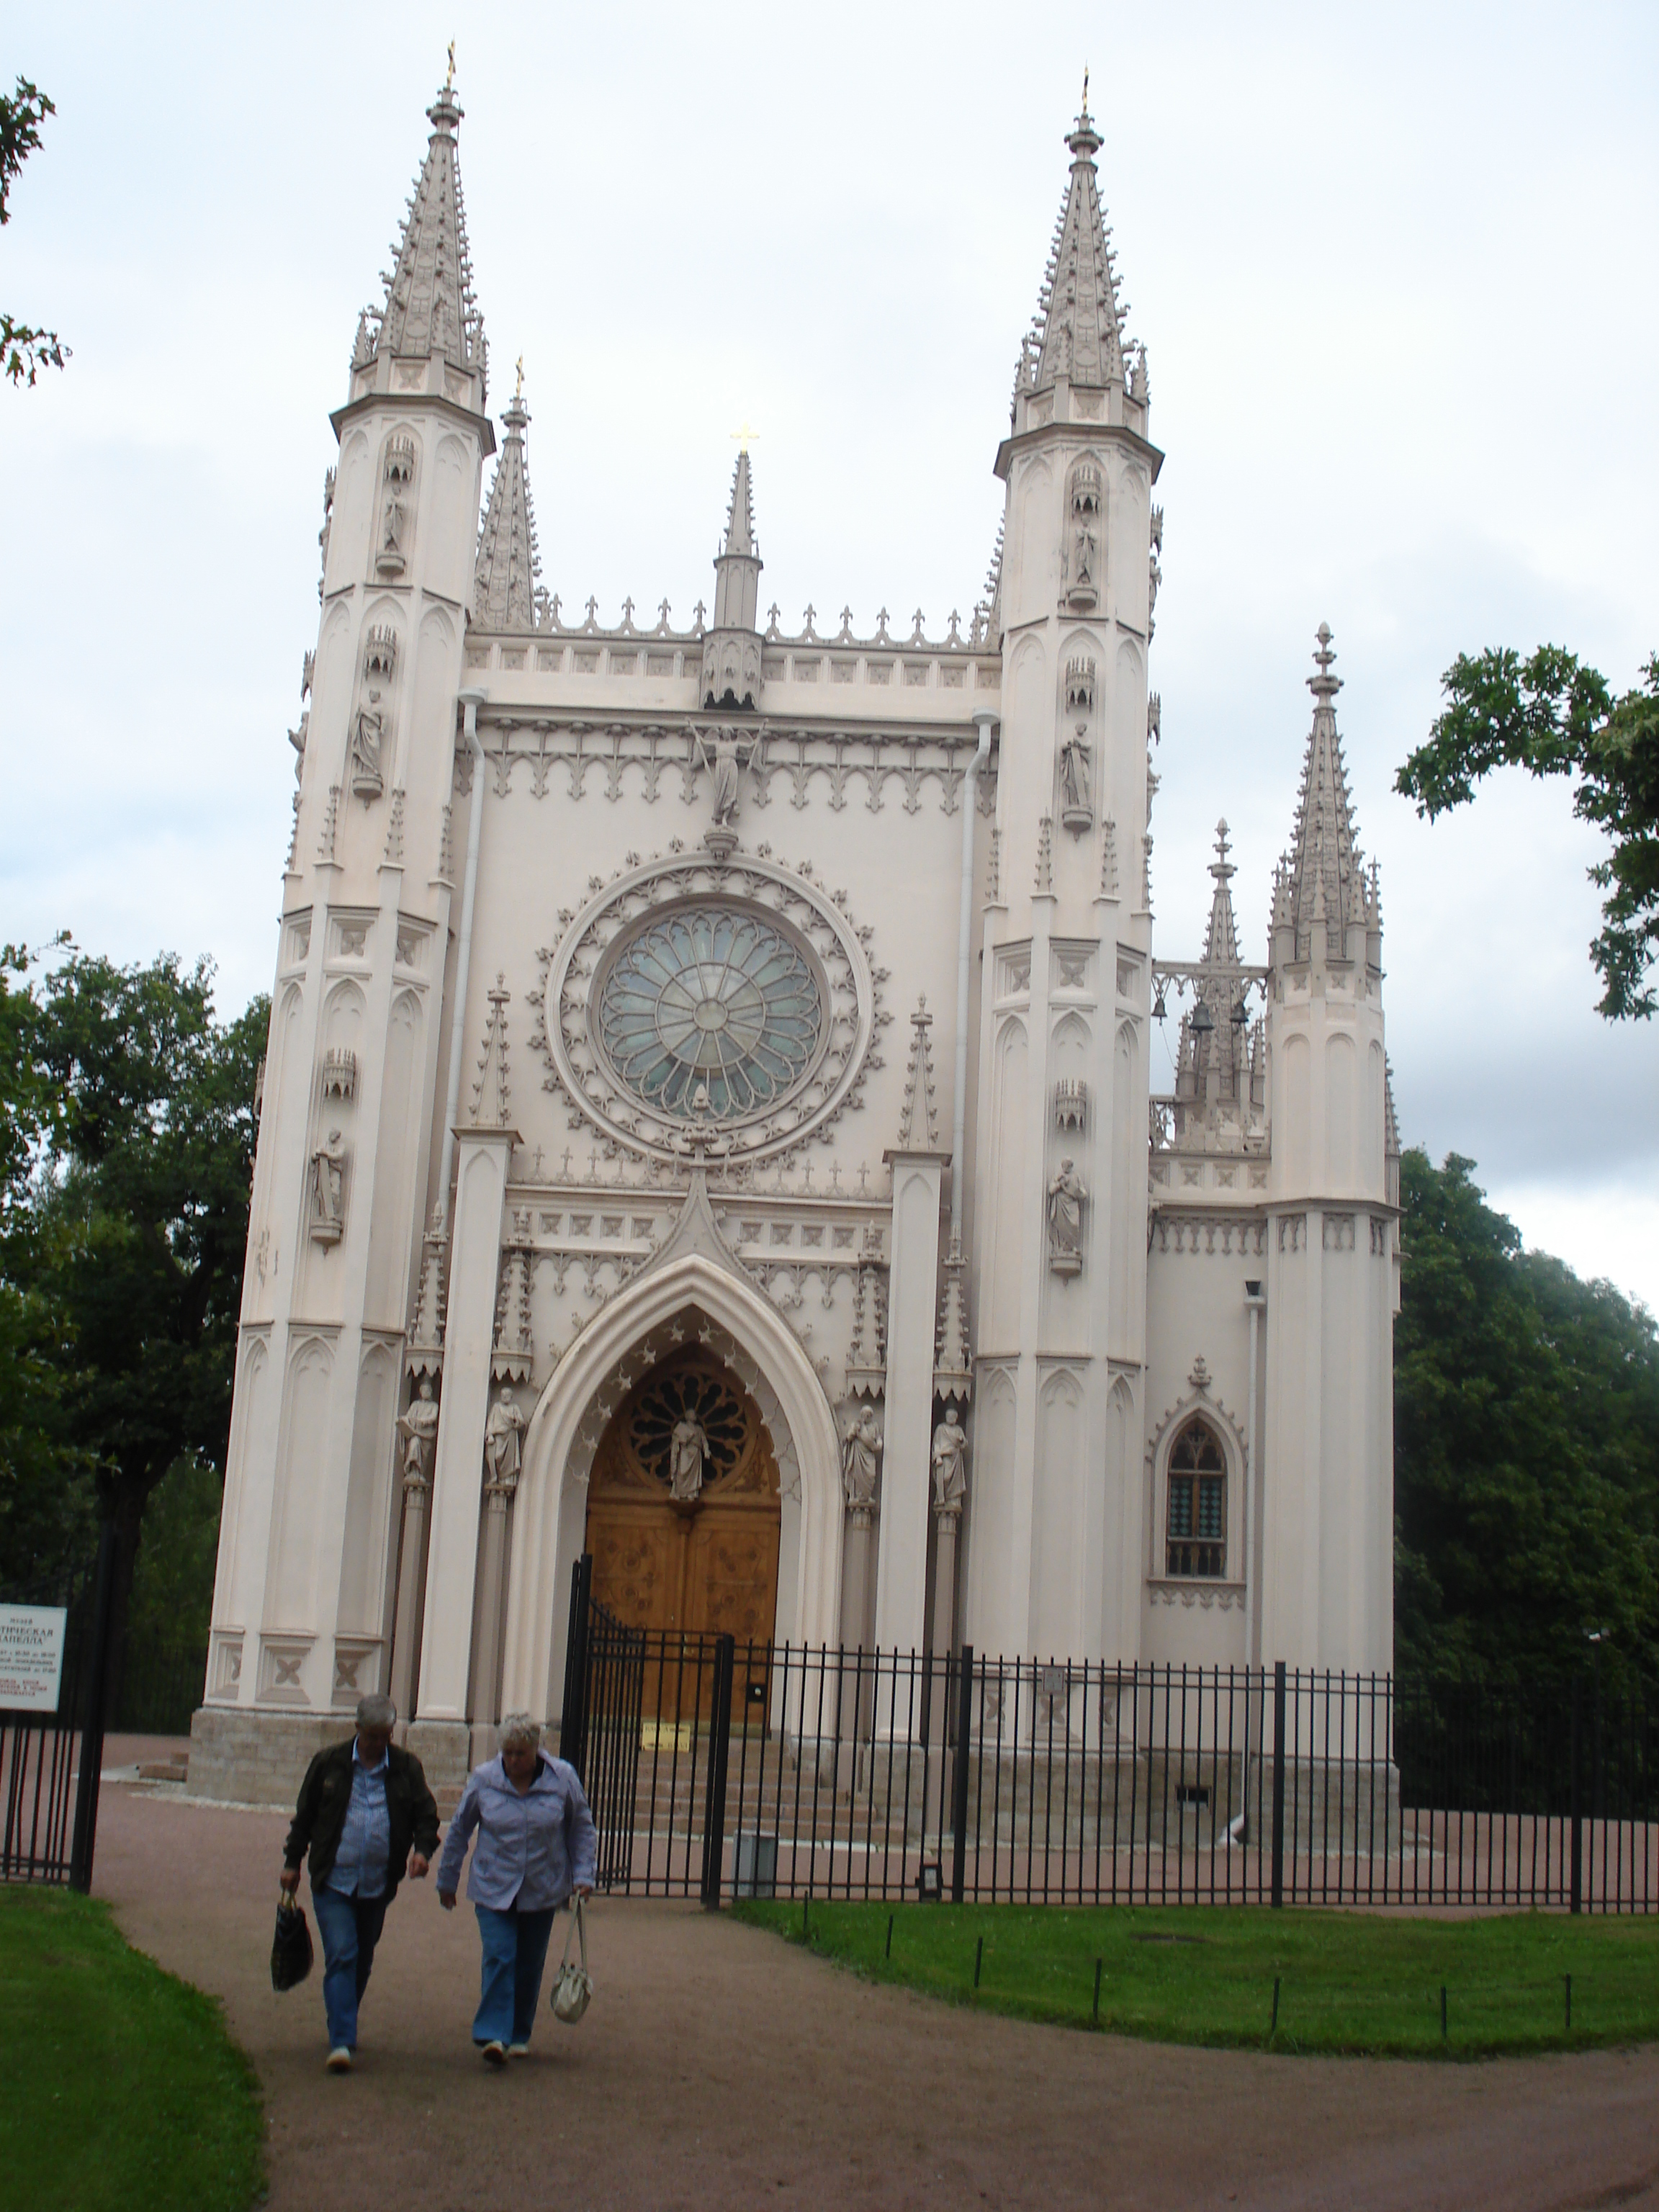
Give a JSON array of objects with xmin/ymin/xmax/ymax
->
[
  {"xmin": 1395, "ymin": 1148, "xmax": 1659, "ymax": 1692},
  {"xmin": 0, "ymin": 76, "xmax": 67, "ymax": 387},
  {"xmin": 7, "ymin": 950, "xmax": 265, "ymax": 1683},
  {"xmin": 1397, "ymin": 646, "xmax": 1659, "ymax": 1019},
  {"xmin": 0, "ymin": 943, "xmax": 89, "ymax": 1586}
]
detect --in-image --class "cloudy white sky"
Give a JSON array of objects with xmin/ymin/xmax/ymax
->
[{"xmin": 2, "ymin": 1, "xmax": 1655, "ymax": 1305}]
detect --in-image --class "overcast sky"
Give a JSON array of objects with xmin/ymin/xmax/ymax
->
[{"xmin": 3, "ymin": 1, "xmax": 1655, "ymax": 1305}]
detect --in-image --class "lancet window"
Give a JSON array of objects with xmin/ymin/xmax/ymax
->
[{"xmin": 1166, "ymin": 1416, "xmax": 1227, "ymax": 1578}]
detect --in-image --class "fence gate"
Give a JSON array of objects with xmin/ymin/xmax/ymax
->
[{"xmin": 1, "ymin": 1525, "xmax": 118, "ymax": 1890}]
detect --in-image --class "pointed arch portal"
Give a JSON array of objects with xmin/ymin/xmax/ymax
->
[{"xmin": 498, "ymin": 1248, "xmax": 843, "ymax": 1722}]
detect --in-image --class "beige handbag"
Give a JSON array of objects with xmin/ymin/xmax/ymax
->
[{"xmin": 550, "ymin": 1896, "xmax": 593, "ymax": 2023}]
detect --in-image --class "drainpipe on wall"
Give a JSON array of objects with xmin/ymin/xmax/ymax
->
[
  {"xmin": 1227, "ymin": 1275, "xmax": 1268, "ymax": 1848},
  {"xmin": 950, "ymin": 711, "xmax": 997, "ymax": 1244},
  {"xmin": 436, "ymin": 687, "xmax": 489, "ymax": 1228}
]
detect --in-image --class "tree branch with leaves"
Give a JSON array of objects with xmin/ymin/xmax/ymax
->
[
  {"xmin": 1, "ymin": 75, "xmax": 68, "ymax": 387},
  {"xmin": 1396, "ymin": 644, "xmax": 1659, "ymax": 1019}
]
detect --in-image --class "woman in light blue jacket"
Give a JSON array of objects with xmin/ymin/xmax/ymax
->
[{"xmin": 436, "ymin": 1712, "xmax": 597, "ymax": 2064}]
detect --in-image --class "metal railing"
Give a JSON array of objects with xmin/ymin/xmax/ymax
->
[
  {"xmin": 1, "ymin": 1527, "xmax": 117, "ymax": 1889},
  {"xmin": 555, "ymin": 1565, "xmax": 1658, "ymax": 1914}
]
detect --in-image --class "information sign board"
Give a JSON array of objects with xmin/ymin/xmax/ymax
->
[{"xmin": 0, "ymin": 1605, "xmax": 69, "ymax": 1712}]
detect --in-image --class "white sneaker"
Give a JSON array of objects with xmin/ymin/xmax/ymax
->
[
  {"xmin": 507, "ymin": 2042, "xmax": 531, "ymax": 2059},
  {"xmin": 480, "ymin": 2039, "xmax": 507, "ymax": 2067},
  {"xmin": 325, "ymin": 2047, "xmax": 353, "ymax": 2074}
]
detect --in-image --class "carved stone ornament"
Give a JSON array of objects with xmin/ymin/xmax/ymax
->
[
  {"xmin": 1053, "ymin": 1078, "xmax": 1087, "ymax": 1131},
  {"xmin": 377, "ymin": 437, "xmax": 415, "ymax": 577},
  {"xmin": 397, "ymin": 1374, "xmax": 439, "ymax": 1488},
  {"xmin": 1059, "ymin": 727, "xmax": 1092, "ymax": 832},
  {"xmin": 931, "ymin": 1408, "xmax": 968, "ymax": 1513},
  {"xmin": 320, "ymin": 1048, "xmax": 357, "ymax": 1101},
  {"xmin": 701, "ymin": 632, "xmax": 763, "ymax": 713},
  {"xmin": 309, "ymin": 1128, "xmax": 347, "ymax": 1245},
  {"xmin": 840, "ymin": 1403, "xmax": 883, "ymax": 1516},
  {"xmin": 1046, "ymin": 1156, "xmax": 1087, "ymax": 1276},
  {"xmin": 534, "ymin": 851, "xmax": 879, "ymax": 1166},
  {"xmin": 482, "ymin": 1385, "xmax": 526, "ymax": 1494}
]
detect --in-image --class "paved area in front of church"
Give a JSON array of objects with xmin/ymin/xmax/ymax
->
[{"xmin": 94, "ymin": 1776, "xmax": 1659, "ymax": 2212}]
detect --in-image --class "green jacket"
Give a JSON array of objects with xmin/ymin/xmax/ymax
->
[{"xmin": 283, "ymin": 1739, "xmax": 440, "ymax": 1903}]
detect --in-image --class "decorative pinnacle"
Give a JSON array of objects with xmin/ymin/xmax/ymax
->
[
  {"xmin": 1308, "ymin": 621, "xmax": 1343, "ymax": 704},
  {"xmin": 445, "ymin": 40, "xmax": 456, "ymax": 92},
  {"xmin": 1210, "ymin": 819, "xmax": 1234, "ymax": 881},
  {"xmin": 514, "ymin": 354, "xmax": 524, "ymax": 402}
]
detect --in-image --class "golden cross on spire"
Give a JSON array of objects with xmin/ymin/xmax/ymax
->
[
  {"xmin": 730, "ymin": 421, "xmax": 761, "ymax": 450},
  {"xmin": 445, "ymin": 40, "xmax": 457, "ymax": 92},
  {"xmin": 515, "ymin": 355, "xmax": 525, "ymax": 401}
]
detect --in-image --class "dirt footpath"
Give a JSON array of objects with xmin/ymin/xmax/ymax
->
[{"xmin": 93, "ymin": 1780, "xmax": 1659, "ymax": 2212}]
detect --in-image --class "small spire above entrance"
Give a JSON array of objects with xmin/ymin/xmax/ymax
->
[{"xmin": 473, "ymin": 365, "xmax": 542, "ymax": 631}]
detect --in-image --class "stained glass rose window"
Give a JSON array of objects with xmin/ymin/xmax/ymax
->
[{"xmin": 595, "ymin": 904, "xmax": 824, "ymax": 1123}]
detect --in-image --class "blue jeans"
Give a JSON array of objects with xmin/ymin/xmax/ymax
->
[
  {"xmin": 474, "ymin": 1902, "xmax": 558, "ymax": 2047},
  {"xmin": 312, "ymin": 1885, "xmax": 387, "ymax": 2051}
]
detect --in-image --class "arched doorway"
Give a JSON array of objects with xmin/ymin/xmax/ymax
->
[{"xmin": 584, "ymin": 1347, "xmax": 782, "ymax": 1665}]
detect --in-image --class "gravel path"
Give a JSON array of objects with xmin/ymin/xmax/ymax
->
[{"xmin": 92, "ymin": 1778, "xmax": 1659, "ymax": 2212}]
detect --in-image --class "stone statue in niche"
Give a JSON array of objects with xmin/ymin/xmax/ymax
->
[
  {"xmin": 309, "ymin": 1128, "xmax": 346, "ymax": 1244},
  {"xmin": 1046, "ymin": 1157, "xmax": 1087, "ymax": 1276},
  {"xmin": 931, "ymin": 1409, "xmax": 968, "ymax": 1512},
  {"xmin": 1059, "ymin": 726, "xmax": 1092, "ymax": 831},
  {"xmin": 376, "ymin": 439, "xmax": 415, "ymax": 577},
  {"xmin": 691, "ymin": 723, "xmax": 759, "ymax": 831},
  {"xmin": 841, "ymin": 1405, "xmax": 883, "ymax": 1515},
  {"xmin": 667, "ymin": 1410, "xmax": 710, "ymax": 1502},
  {"xmin": 397, "ymin": 1375, "xmax": 439, "ymax": 1485},
  {"xmin": 287, "ymin": 711, "xmax": 308, "ymax": 780},
  {"xmin": 483, "ymin": 1386, "xmax": 526, "ymax": 1492},
  {"xmin": 350, "ymin": 693, "xmax": 385, "ymax": 799}
]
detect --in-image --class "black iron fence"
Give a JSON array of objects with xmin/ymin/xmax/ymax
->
[
  {"xmin": 556, "ymin": 1565, "xmax": 1658, "ymax": 1915},
  {"xmin": 1, "ymin": 1527, "xmax": 118, "ymax": 1889}
]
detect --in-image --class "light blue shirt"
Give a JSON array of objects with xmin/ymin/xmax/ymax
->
[
  {"xmin": 328, "ymin": 1743, "xmax": 391, "ymax": 1899},
  {"xmin": 435, "ymin": 1753, "xmax": 597, "ymax": 1912}
]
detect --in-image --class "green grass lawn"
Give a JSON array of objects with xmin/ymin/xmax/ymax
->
[
  {"xmin": 0, "ymin": 1885, "xmax": 264, "ymax": 2211},
  {"xmin": 733, "ymin": 1896, "xmax": 1659, "ymax": 2058}
]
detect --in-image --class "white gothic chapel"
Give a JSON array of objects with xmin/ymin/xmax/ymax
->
[{"xmin": 192, "ymin": 78, "xmax": 1400, "ymax": 1797}]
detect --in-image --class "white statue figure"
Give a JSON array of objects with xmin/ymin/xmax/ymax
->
[
  {"xmin": 1047, "ymin": 1157, "xmax": 1087, "ymax": 1269},
  {"xmin": 397, "ymin": 1375, "xmax": 439, "ymax": 1485},
  {"xmin": 287, "ymin": 709, "xmax": 308, "ymax": 779},
  {"xmin": 1072, "ymin": 523, "xmax": 1097, "ymax": 592},
  {"xmin": 310, "ymin": 1128, "xmax": 346, "ymax": 1241},
  {"xmin": 350, "ymin": 692, "xmax": 385, "ymax": 794},
  {"xmin": 378, "ymin": 485, "xmax": 407, "ymax": 571},
  {"xmin": 1059, "ymin": 727, "xmax": 1092, "ymax": 819},
  {"xmin": 841, "ymin": 1405, "xmax": 883, "ymax": 1514},
  {"xmin": 931, "ymin": 1408, "xmax": 968, "ymax": 1511},
  {"xmin": 691, "ymin": 723, "xmax": 759, "ymax": 827},
  {"xmin": 483, "ymin": 1386, "xmax": 526, "ymax": 1490},
  {"xmin": 667, "ymin": 1411, "xmax": 710, "ymax": 1501}
]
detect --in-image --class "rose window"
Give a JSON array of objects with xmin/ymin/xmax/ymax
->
[{"xmin": 597, "ymin": 906, "xmax": 824, "ymax": 1123}]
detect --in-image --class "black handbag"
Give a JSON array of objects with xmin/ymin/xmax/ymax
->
[{"xmin": 271, "ymin": 1892, "xmax": 314, "ymax": 1992}]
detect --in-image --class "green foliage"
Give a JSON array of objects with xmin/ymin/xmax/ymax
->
[
  {"xmin": 1395, "ymin": 1148, "xmax": 1659, "ymax": 1691},
  {"xmin": 0, "ymin": 1888, "xmax": 264, "ymax": 2211},
  {"xmin": 1397, "ymin": 644, "xmax": 1659, "ymax": 1018},
  {"xmin": 735, "ymin": 1898, "xmax": 1659, "ymax": 2058},
  {"xmin": 0, "ymin": 944, "xmax": 265, "ymax": 1681},
  {"xmin": 124, "ymin": 1452, "xmax": 221, "ymax": 1676},
  {"xmin": 0, "ymin": 76, "xmax": 68, "ymax": 387}
]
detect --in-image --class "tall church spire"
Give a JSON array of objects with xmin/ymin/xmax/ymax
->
[
  {"xmin": 474, "ymin": 365, "xmax": 541, "ymax": 631},
  {"xmin": 363, "ymin": 76, "xmax": 487, "ymax": 400},
  {"xmin": 1201, "ymin": 819, "xmax": 1241, "ymax": 967},
  {"xmin": 1026, "ymin": 92, "xmax": 1127, "ymax": 396},
  {"xmin": 1274, "ymin": 625, "xmax": 1374, "ymax": 966}
]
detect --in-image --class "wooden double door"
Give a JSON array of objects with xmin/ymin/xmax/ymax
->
[{"xmin": 583, "ymin": 1349, "xmax": 781, "ymax": 1717}]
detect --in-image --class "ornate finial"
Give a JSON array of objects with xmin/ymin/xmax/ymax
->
[
  {"xmin": 445, "ymin": 40, "xmax": 457, "ymax": 91},
  {"xmin": 1308, "ymin": 621, "xmax": 1343, "ymax": 703},
  {"xmin": 1211, "ymin": 819, "xmax": 1234, "ymax": 879},
  {"xmin": 730, "ymin": 421, "xmax": 760, "ymax": 450},
  {"xmin": 1081, "ymin": 64, "xmax": 1089, "ymax": 117},
  {"xmin": 514, "ymin": 354, "xmax": 524, "ymax": 402}
]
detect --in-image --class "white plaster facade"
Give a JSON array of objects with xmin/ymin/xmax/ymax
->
[{"xmin": 194, "ymin": 83, "xmax": 1398, "ymax": 1797}]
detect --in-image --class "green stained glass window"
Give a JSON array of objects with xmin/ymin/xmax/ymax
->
[{"xmin": 597, "ymin": 905, "xmax": 824, "ymax": 1123}]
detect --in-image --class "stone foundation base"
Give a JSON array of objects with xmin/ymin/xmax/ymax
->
[{"xmin": 189, "ymin": 1706, "xmax": 359, "ymax": 1809}]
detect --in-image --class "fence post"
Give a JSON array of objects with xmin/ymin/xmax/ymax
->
[
  {"xmin": 69, "ymin": 1523, "xmax": 119, "ymax": 1895},
  {"xmin": 558, "ymin": 1553, "xmax": 593, "ymax": 1780},
  {"xmin": 700, "ymin": 1634, "xmax": 735, "ymax": 1910},
  {"xmin": 950, "ymin": 1645, "xmax": 974, "ymax": 1905},
  {"xmin": 1270, "ymin": 1660, "xmax": 1287, "ymax": 1910},
  {"xmin": 1569, "ymin": 1675, "xmax": 1583, "ymax": 1917}
]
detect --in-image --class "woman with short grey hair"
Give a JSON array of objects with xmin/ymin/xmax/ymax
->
[{"xmin": 435, "ymin": 1711, "xmax": 596, "ymax": 2064}]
